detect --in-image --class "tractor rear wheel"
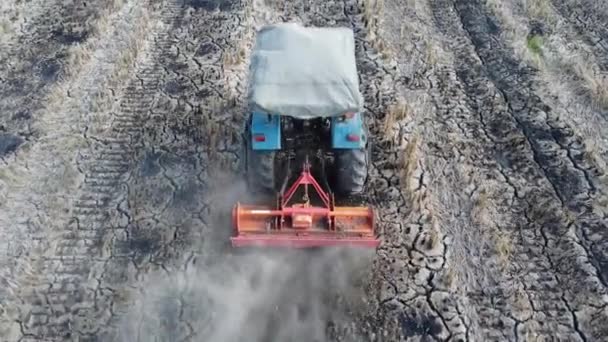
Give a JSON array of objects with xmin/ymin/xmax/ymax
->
[
  {"xmin": 245, "ymin": 131, "xmax": 276, "ymax": 195},
  {"xmin": 333, "ymin": 146, "xmax": 369, "ymax": 195},
  {"xmin": 333, "ymin": 119, "xmax": 371, "ymax": 196}
]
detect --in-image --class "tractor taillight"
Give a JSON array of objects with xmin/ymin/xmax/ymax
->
[
  {"xmin": 347, "ymin": 134, "xmax": 360, "ymax": 141},
  {"xmin": 343, "ymin": 112, "xmax": 356, "ymax": 119},
  {"xmin": 253, "ymin": 134, "xmax": 266, "ymax": 142}
]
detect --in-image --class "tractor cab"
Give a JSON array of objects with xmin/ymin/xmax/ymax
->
[{"xmin": 244, "ymin": 23, "xmax": 370, "ymax": 198}]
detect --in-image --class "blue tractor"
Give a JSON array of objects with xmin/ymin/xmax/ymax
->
[{"xmin": 243, "ymin": 23, "xmax": 370, "ymax": 199}]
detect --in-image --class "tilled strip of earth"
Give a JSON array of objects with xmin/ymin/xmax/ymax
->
[
  {"xmin": 0, "ymin": 0, "xmax": 126, "ymax": 154},
  {"xmin": 550, "ymin": 0, "xmax": 608, "ymax": 72},
  {"xmin": 1, "ymin": 0, "xmax": 607, "ymax": 341},
  {"xmin": 422, "ymin": 0, "xmax": 608, "ymax": 340}
]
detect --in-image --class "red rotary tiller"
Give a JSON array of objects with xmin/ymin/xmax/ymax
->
[{"xmin": 231, "ymin": 162, "xmax": 380, "ymax": 248}]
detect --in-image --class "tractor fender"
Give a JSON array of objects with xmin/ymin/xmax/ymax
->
[
  {"xmin": 250, "ymin": 112, "xmax": 281, "ymax": 150},
  {"xmin": 330, "ymin": 112, "xmax": 367, "ymax": 149}
]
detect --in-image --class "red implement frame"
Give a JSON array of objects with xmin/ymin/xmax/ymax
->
[{"xmin": 231, "ymin": 162, "xmax": 380, "ymax": 248}]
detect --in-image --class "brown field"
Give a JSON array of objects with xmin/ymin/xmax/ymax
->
[{"xmin": 0, "ymin": 0, "xmax": 607, "ymax": 341}]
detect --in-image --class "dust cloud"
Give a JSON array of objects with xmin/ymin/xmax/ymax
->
[
  {"xmin": 116, "ymin": 247, "xmax": 375, "ymax": 341},
  {"xmin": 115, "ymin": 173, "xmax": 377, "ymax": 342}
]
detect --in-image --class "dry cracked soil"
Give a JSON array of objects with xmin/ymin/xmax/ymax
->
[{"xmin": 1, "ymin": 0, "xmax": 607, "ymax": 341}]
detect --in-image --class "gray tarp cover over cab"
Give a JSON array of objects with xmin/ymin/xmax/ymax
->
[{"xmin": 248, "ymin": 23, "xmax": 363, "ymax": 119}]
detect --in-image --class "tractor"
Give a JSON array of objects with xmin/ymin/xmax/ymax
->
[{"xmin": 232, "ymin": 23, "xmax": 379, "ymax": 248}]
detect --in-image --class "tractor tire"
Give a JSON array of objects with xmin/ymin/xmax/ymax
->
[
  {"xmin": 333, "ymin": 146, "xmax": 369, "ymax": 195},
  {"xmin": 245, "ymin": 131, "xmax": 276, "ymax": 195},
  {"xmin": 333, "ymin": 119, "xmax": 371, "ymax": 196}
]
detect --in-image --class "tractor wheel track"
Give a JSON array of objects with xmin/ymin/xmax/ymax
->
[
  {"xmin": 104, "ymin": 1, "xmax": 257, "ymax": 340},
  {"xmin": 0, "ymin": 0, "xmax": 122, "ymax": 152},
  {"xmin": 10, "ymin": 2, "xmax": 186, "ymax": 341}
]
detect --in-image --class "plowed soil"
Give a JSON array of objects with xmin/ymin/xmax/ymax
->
[{"xmin": 1, "ymin": 0, "xmax": 607, "ymax": 341}]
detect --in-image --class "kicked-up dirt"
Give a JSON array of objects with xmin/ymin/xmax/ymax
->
[{"xmin": 0, "ymin": 0, "xmax": 607, "ymax": 341}]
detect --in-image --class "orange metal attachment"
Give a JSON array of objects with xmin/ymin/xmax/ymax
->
[{"xmin": 231, "ymin": 161, "xmax": 380, "ymax": 248}]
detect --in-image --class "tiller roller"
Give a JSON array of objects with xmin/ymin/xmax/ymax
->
[{"xmin": 231, "ymin": 162, "xmax": 380, "ymax": 248}]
